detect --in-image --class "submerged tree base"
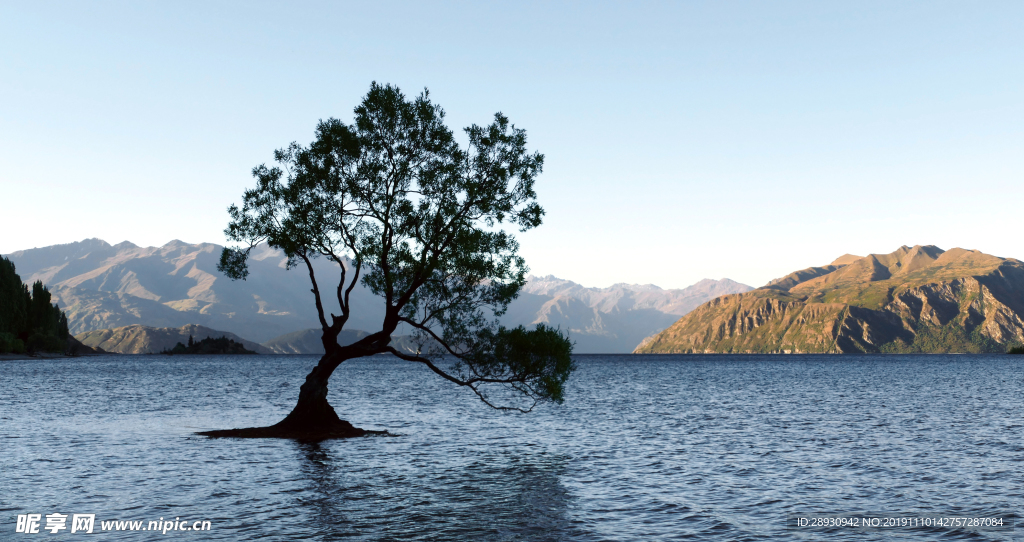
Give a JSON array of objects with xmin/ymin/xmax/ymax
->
[{"xmin": 198, "ymin": 419, "xmax": 387, "ymax": 442}]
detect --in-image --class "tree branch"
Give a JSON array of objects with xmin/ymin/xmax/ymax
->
[
  {"xmin": 382, "ymin": 346, "xmax": 536, "ymax": 412},
  {"xmin": 397, "ymin": 317, "xmax": 464, "ymax": 356},
  {"xmin": 298, "ymin": 251, "xmax": 329, "ymax": 332}
]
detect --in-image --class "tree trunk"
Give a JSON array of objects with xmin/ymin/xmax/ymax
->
[
  {"xmin": 270, "ymin": 362, "xmax": 363, "ymax": 435},
  {"xmin": 198, "ymin": 351, "xmax": 370, "ymax": 440}
]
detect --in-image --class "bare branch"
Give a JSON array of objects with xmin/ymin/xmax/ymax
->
[
  {"xmin": 469, "ymin": 387, "xmax": 537, "ymax": 413},
  {"xmin": 397, "ymin": 317, "xmax": 464, "ymax": 357},
  {"xmin": 344, "ymin": 259, "xmax": 362, "ymax": 315},
  {"xmin": 382, "ymin": 346, "xmax": 534, "ymax": 412},
  {"xmin": 384, "ymin": 346, "xmax": 468, "ymax": 383},
  {"xmin": 298, "ymin": 251, "xmax": 329, "ymax": 332}
]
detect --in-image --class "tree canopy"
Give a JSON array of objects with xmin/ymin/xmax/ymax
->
[{"xmin": 217, "ymin": 83, "xmax": 573, "ymax": 422}]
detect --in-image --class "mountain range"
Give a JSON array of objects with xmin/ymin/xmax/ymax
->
[
  {"xmin": 512, "ymin": 275, "xmax": 751, "ymax": 353},
  {"xmin": 74, "ymin": 324, "xmax": 429, "ymax": 355},
  {"xmin": 636, "ymin": 245, "xmax": 1024, "ymax": 354},
  {"xmin": 5, "ymin": 239, "xmax": 751, "ymax": 353}
]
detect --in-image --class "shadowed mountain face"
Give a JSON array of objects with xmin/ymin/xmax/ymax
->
[
  {"xmin": 7, "ymin": 239, "xmax": 751, "ymax": 352},
  {"xmin": 636, "ymin": 245, "xmax": 1024, "ymax": 354},
  {"xmin": 7, "ymin": 239, "xmax": 386, "ymax": 343},
  {"xmin": 521, "ymin": 276, "xmax": 751, "ymax": 316},
  {"xmin": 261, "ymin": 328, "xmax": 371, "ymax": 354},
  {"xmin": 75, "ymin": 324, "xmax": 273, "ymax": 354}
]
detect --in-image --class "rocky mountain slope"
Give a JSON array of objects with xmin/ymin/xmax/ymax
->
[
  {"xmin": 7, "ymin": 239, "xmax": 751, "ymax": 353},
  {"xmin": 76, "ymin": 324, "xmax": 274, "ymax": 354},
  {"xmin": 636, "ymin": 245, "xmax": 1024, "ymax": 354},
  {"xmin": 7, "ymin": 239, "xmax": 386, "ymax": 343}
]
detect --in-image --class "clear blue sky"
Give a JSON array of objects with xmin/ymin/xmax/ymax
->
[{"xmin": 2, "ymin": 1, "xmax": 1022, "ymax": 289}]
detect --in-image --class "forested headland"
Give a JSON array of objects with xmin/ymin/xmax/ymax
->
[
  {"xmin": 0, "ymin": 256, "xmax": 69, "ymax": 353},
  {"xmin": 162, "ymin": 335, "xmax": 258, "ymax": 355}
]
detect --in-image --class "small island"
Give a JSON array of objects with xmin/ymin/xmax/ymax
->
[{"xmin": 162, "ymin": 335, "xmax": 258, "ymax": 355}]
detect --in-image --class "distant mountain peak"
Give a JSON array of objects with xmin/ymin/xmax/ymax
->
[
  {"xmin": 5, "ymin": 237, "xmax": 111, "ymax": 257},
  {"xmin": 830, "ymin": 254, "xmax": 862, "ymax": 266},
  {"xmin": 524, "ymin": 275, "xmax": 747, "ymax": 295},
  {"xmin": 609, "ymin": 282, "xmax": 663, "ymax": 292}
]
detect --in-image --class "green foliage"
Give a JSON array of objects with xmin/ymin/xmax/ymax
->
[
  {"xmin": 851, "ymin": 286, "xmax": 891, "ymax": 311},
  {"xmin": 220, "ymin": 82, "xmax": 573, "ymax": 410},
  {"xmin": 0, "ymin": 256, "xmax": 68, "ymax": 353},
  {"xmin": 59, "ymin": 312, "xmax": 69, "ymax": 340},
  {"xmin": 880, "ymin": 323, "xmax": 1002, "ymax": 354},
  {"xmin": 460, "ymin": 324, "xmax": 575, "ymax": 406},
  {"xmin": 218, "ymin": 248, "xmax": 249, "ymax": 281},
  {"xmin": 0, "ymin": 257, "xmax": 29, "ymax": 335},
  {"xmin": 1008, "ymin": 344, "xmax": 1024, "ymax": 354},
  {"xmin": 0, "ymin": 332, "xmax": 26, "ymax": 354},
  {"xmin": 26, "ymin": 331, "xmax": 66, "ymax": 354}
]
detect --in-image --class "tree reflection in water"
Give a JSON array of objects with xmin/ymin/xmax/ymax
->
[{"xmin": 294, "ymin": 440, "xmax": 590, "ymax": 541}]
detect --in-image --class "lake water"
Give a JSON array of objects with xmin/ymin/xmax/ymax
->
[{"xmin": 1, "ymin": 354, "xmax": 1022, "ymax": 541}]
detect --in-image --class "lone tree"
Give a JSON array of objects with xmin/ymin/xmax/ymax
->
[{"xmin": 200, "ymin": 83, "xmax": 574, "ymax": 440}]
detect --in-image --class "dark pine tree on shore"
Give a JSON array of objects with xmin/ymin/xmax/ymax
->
[
  {"xmin": 0, "ymin": 257, "xmax": 68, "ymax": 353},
  {"xmin": 203, "ymin": 83, "xmax": 574, "ymax": 440}
]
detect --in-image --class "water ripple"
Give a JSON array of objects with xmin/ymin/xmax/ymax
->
[{"xmin": 1, "ymin": 354, "xmax": 1021, "ymax": 541}]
